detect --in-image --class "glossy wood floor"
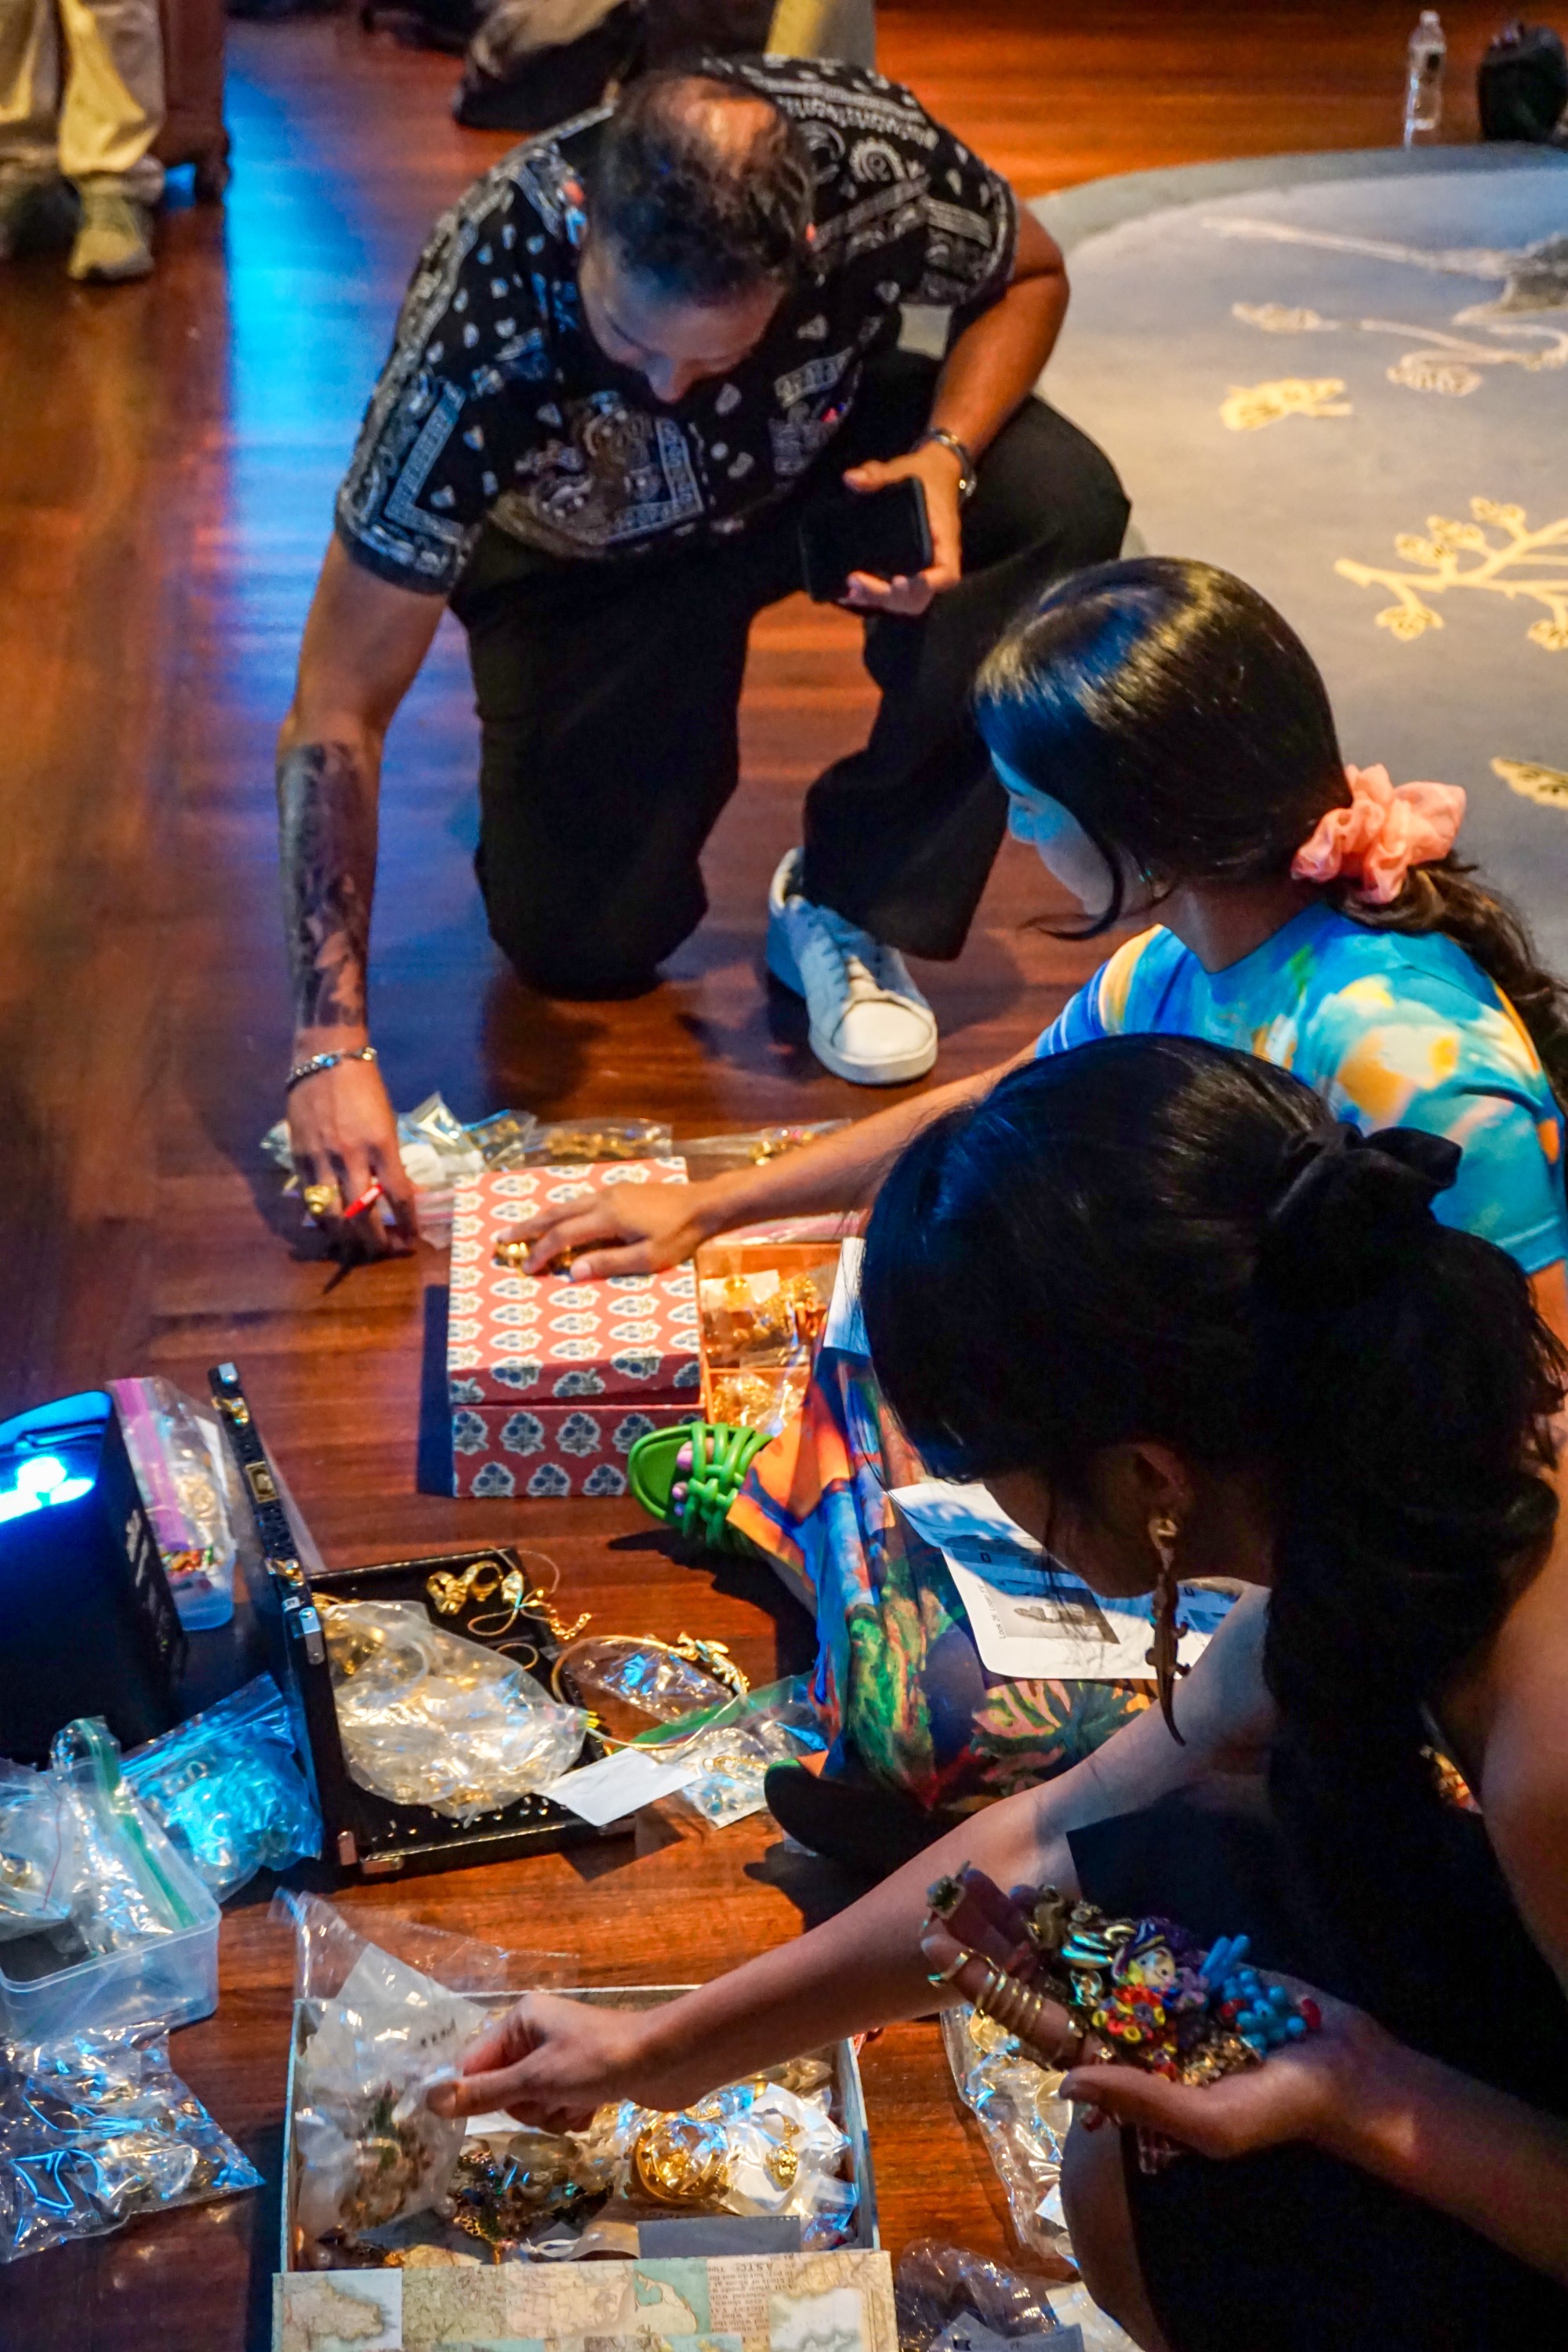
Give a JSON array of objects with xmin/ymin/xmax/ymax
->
[{"xmin": 0, "ymin": 5, "xmax": 1507, "ymax": 2342}]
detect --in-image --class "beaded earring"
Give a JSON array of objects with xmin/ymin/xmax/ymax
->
[{"xmin": 1145, "ymin": 1513, "xmax": 1190, "ymax": 1744}]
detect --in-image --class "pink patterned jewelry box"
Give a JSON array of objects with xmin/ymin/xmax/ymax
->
[
  {"xmin": 450, "ymin": 1399, "xmax": 700, "ymax": 1500},
  {"xmin": 446, "ymin": 1159, "xmax": 702, "ymax": 1410}
]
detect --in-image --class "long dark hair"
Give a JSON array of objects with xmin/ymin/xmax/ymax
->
[
  {"xmin": 974, "ymin": 557, "xmax": 1568, "ymax": 1109},
  {"xmin": 861, "ymin": 1038, "xmax": 1564, "ymax": 2016}
]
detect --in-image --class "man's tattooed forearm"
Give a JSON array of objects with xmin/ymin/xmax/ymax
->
[{"xmin": 278, "ymin": 741, "xmax": 378, "ymax": 1033}]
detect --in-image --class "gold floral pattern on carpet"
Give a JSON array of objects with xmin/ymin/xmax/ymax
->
[
  {"xmin": 1231, "ymin": 298, "xmax": 1568, "ymax": 397},
  {"xmin": 1493, "ymin": 756, "xmax": 1568, "ymax": 808},
  {"xmin": 1335, "ymin": 500, "xmax": 1568, "ymax": 648},
  {"xmin": 1220, "ymin": 376, "xmax": 1352, "ymax": 430}
]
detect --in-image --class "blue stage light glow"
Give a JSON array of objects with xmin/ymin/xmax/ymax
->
[{"xmin": 0, "ymin": 1454, "xmax": 94, "ymax": 1523}]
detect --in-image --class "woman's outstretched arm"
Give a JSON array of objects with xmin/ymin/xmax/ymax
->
[{"xmin": 434, "ymin": 1592, "xmax": 1273, "ymax": 2125}]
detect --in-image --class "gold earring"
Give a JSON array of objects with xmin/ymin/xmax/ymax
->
[
  {"xmin": 1145, "ymin": 1513, "xmax": 1189, "ymax": 1744},
  {"xmin": 469, "ymin": 1567, "xmax": 530, "ymax": 1639},
  {"xmin": 426, "ymin": 1559, "xmax": 504, "ymax": 1616}
]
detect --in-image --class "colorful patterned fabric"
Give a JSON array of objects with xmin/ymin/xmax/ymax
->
[
  {"xmin": 733, "ymin": 898, "xmax": 1566, "ymax": 1808},
  {"xmin": 729, "ymin": 1345, "xmax": 1149, "ymax": 1809},
  {"xmin": 1038, "ymin": 900, "xmax": 1567, "ymax": 1272}
]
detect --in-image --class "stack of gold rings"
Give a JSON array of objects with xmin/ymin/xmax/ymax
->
[{"xmin": 926, "ymin": 1940, "xmax": 1088, "ymax": 2067}]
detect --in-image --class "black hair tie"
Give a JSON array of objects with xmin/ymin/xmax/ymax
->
[{"xmin": 1259, "ymin": 1123, "xmax": 1461, "ymax": 1309}]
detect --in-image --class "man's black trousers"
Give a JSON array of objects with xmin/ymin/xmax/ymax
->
[{"xmin": 451, "ymin": 352, "xmax": 1129, "ymax": 998}]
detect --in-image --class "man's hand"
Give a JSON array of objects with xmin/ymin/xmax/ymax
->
[
  {"xmin": 840, "ymin": 439, "xmax": 964, "ymax": 618},
  {"xmin": 287, "ymin": 1053, "xmax": 416, "ymax": 1258},
  {"xmin": 499, "ymin": 1177, "xmax": 731, "ymax": 1279}
]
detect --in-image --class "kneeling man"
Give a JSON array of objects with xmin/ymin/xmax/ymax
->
[{"xmin": 278, "ymin": 54, "xmax": 1127, "ymax": 1242}]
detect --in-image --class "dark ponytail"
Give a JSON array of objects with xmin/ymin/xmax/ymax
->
[
  {"xmin": 862, "ymin": 1038, "xmax": 1564, "ymax": 2024},
  {"xmin": 974, "ymin": 557, "xmax": 1568, "ymax": 1111}
]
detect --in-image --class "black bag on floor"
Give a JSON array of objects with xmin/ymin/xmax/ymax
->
[
  {"xmin": 1477, "ymin": 20, "xmax": 1568, "ymax": 142},
  {"xmin": 456, "ymin": 0, "xmax": 642, "ymax": 125},
  {"xmin": 453, "ymin": 0, "xmax": 773, "ymax": 135}
]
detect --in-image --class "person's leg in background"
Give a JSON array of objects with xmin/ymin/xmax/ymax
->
[
  {"xmin": 58, "ymin": 0, "xmax": 164, "ymax": 280},
  {"xmin": 0, "ymin": 0, "xmax": 67, "ymax": 256},
  {"xmin": 765, "ymin": 350, "xmax": 1127, "ymax": 1082},
  {"xmin": 454, "ymin": 522, "xmax": 799, "ymax": 997},
  {"xmin": 803, "ymin": 348, "xmax": 1130, "ymax": 959}
]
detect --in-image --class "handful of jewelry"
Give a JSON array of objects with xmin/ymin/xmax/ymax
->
[{"xmin": 927, "ymin": 1869, "xmax": 1321, "ymax": 2089}]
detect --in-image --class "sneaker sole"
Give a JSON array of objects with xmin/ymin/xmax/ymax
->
[{"xmin": 766, "ymin": 917, "xmax": 938, "ymax": 1087}]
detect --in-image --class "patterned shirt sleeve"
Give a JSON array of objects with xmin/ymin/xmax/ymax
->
[
  {"xmin": 335, "ymin": 179, "xmax": 549, "ymax": 597},
  {"xmin": 1302, "ymin": 974, "xmax": 1568, "ymax": 1272},
  {"xmin": 903, "ymin": 110, "xmax": 1018, "ymax": 310}
]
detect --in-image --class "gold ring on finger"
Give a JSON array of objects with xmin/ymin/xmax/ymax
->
[{"xmin": 303, "ymin": 1182, "xmax": 341, "ymax": 1221}]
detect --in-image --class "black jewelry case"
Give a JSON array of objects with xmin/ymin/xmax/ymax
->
[{"xmin": 209, "ymin": 1361, "xmax": 607, "ymax": 1882}]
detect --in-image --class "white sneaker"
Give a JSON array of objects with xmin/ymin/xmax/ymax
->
[{"xmin": 766, "ymin": 848, "xmax": 938, "ymax": 1086}]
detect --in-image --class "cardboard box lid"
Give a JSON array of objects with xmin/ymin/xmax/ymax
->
[{"xmin": 448, "ymin": 1160, "xmax": 702, "ymax": 1406}]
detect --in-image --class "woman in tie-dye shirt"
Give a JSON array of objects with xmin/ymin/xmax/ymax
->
[{"xmin": 509, "ymin": 558, "xmax": 1568, "ymax": 1860}]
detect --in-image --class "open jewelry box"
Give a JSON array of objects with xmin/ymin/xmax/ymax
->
[
  {"xmin": 279, "ymin": 1984, "xmax": 880, "ymax": 2274},
  {"xmin": 209, "ymin": 1362, "xmax": 609, "ymax": 1881}
]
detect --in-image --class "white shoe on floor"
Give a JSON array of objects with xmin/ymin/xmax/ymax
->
[{"xmin": 766, "ymin": 848, "xmax": 938, "ymax": 1086}]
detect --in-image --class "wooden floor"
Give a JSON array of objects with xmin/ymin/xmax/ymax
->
[{"xmin": 0, "ymin": 4, "xmax": 1508, "ymax": 2342}]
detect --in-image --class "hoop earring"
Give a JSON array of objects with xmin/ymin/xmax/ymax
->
[{"xmin": 1145, "ymin": 1513, "xmax": 1189, "ymax": 1745}]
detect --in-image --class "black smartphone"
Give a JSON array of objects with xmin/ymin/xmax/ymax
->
[{"xmin": 799, "ymin": 477, "xmax": 935, "ymax": 604}]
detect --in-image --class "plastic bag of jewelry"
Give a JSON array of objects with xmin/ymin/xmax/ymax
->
[
  {"xmin": 109, "ymin": 1376, "xmax": 240, "ymax": 1631},
  {"xmin": 696, "ymin": 1250, "xmax": 839, "ymax": 1372},
  {"xmin": 641, "ymin": 1676, "xmax": 829, "ymax": 1831},
  {"xmin": 678, "ymin": 1122, "xmax": 850, "ymax": 1174},
  {"xmin": 895, "ymin": 2241, "xmax": 1090, "ymax": 2352},
  {"xmin": 290, "ymin": 1943, "xmax": 488, "ymax": 2260},
  {"xmin": 465, "ymin": 1108, "xmax": 543, "ymax": 1166},
  {"xmin": 601, "ymin": 2057, "xmax": 856, "ymax": 2248},
  {"xmin": 551, "ymin": 1631, "xmax": 738, "ymax": 1737},
  {"xmin": 499, "ymin": 1118, "xmax": 674, "ymax": 1169},
  {"xmin": 276, "ymin": 1891, "xmax": 575, "ymax": 2006},
  {"xmin": 939, "ymin": 2007, "xmax": 1078, "ymax": 2275},
  {"xmin": 0, "ymin": 2019, "xmax": 261, "ymax": 2263},
  {"xmin": 706, "ymin": 1362, "xmax": 814, "ymax": 1438},
  {"xmin": 122, "ymin": 1675, "xmax": 321, "ymax": 1900},
  {"xmin": 0, "ymin": 1760, "xmax": 76, "ymax": 1942},
  {"xmin": 320, "ymin": 1599, "xmax": 588, "ymax": 1823},
  {"xmin": 277, "ymin": 1895, "xmax": 576, "ymax": 2265},
  {"xmin": 42, "ymin": 1719, "xmax": 203, "ymax": 1961}
]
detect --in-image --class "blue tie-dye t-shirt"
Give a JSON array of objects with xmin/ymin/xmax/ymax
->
[{"xmin": 1036, "ymin": 901, "xmax": 1567, "ymax": 1272}]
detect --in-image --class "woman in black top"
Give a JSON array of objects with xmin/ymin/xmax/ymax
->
[{"xmin": 434, "ymin": 1037, "xmax": 1568, "ymax": 2347}]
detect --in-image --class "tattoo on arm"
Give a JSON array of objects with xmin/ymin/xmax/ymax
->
[{"xmin": 278, "ymin": 741, "xmax": 378, "ymax": 1033}]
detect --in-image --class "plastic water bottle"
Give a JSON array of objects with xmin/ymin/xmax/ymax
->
[{"xmin": 1403, "ymin": 10, "xmax": 1446, "ymax": 143}]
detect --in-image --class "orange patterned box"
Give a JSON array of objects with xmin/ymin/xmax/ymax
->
[{"xmin": 447, "ymin": 1158, "xmax": 701, "ymax": 1407}]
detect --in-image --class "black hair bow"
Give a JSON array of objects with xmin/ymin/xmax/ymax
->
[{"xmin": 1259, "ymin": 1123, "xmax": 1461, "ymax": 1308}]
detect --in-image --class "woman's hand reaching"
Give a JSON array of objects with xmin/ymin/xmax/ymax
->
[
  {"xmin": 498, "ymin": 1178, "xmax": 731, "ymax": 1280},
  {"xmin": 425, "ymin": 1991, "xmax": 705, "ymax": 2133}
]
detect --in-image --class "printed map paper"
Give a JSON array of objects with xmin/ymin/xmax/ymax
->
[{"xmin": 277, "ymin": 2250, "xmax": 895, "ymax": 2352}]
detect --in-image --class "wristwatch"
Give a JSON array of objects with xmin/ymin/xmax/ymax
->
[{"xmin": 916, "ymin": 426, "xmax": 978, "ymax": 505}]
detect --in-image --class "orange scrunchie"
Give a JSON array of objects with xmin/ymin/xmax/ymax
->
[{"xmin": 1291, "ymin": 763, "xmax": 1467, "ymax": 906}]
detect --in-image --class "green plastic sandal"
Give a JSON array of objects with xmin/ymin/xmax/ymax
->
[{"xmin": 627, "ymin": 1419, "xmax": 772, "ymax": 1553}]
